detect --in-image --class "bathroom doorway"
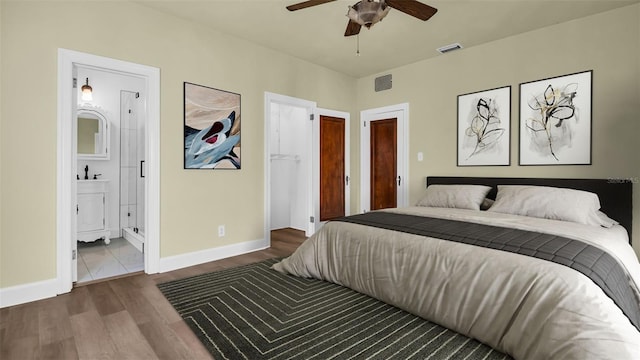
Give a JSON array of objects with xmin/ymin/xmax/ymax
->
[
  {"xmin": 73, "ymin": 68, "xmax": 146, "ymax": 283},
  {"xmin": 57, "ymin": 49, "xmax": 160, "ymax": 293}
]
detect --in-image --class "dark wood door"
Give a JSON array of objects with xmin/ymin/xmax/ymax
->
[
  {"xmin": 320, "ymin": 115, "xmax": 345, "ymax": 221},
  {"xmin": 370, "ymin": 118, "xmax": 397, "ymax": 210}
]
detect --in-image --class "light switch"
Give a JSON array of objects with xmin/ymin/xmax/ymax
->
[{"xmin": 417, "ymin": 152, "xmax": 424, "ymax": 161}]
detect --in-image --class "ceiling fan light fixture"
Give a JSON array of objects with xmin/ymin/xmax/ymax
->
[{"xmin": 347, "ymin": 0, "xmax": 390, "ymax": 28}]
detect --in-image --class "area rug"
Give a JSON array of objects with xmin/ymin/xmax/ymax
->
[{"xmin": 158, "ymin": 258, "xmax": 511, "ymax": 360}]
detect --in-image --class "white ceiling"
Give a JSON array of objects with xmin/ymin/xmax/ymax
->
[{"xmin": 138, "ymin": 0, "xmax": 638, "ymax": 78}]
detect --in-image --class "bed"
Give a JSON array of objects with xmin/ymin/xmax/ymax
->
[{"xmin": 273, "ymin": 177, "xmax": 640, "ymax": 359}]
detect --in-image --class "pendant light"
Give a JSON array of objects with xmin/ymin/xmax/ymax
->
[{"xmin": 81, "ymin": 78, "xmax": 93, "ymax": 101}]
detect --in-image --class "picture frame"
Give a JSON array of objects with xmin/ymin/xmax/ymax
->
[
  {"xmin": 457, "ymin": 85, "xmax": 511, "ymax": 166},
  {"xmin": 184, "ymin": 82, "xmax": 241, "ymax": 169},
  {"xmin": 519, "ymin": 70, "xmax": 592, "ymax": 165}
]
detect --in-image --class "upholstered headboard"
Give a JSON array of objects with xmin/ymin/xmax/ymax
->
[{"xmin": 426, "ymin": 176, "xmax": 633, "ymax": 243}]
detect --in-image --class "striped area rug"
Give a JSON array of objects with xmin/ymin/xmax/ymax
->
[{"xmin": 158, "ymin": 258, "xmax": 511, "ymax": 360}]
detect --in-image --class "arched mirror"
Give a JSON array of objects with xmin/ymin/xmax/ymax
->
[{"xmin": 77, "ymin": 106, "xmax": 109, "ymax": 160}]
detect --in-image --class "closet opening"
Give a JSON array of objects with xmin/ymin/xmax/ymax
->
[{"xmin": 269, "ymin": 102, "xmax": 310, "ymax": 234}]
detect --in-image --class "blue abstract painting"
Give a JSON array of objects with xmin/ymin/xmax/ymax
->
[{"xmin": 184, "ymin": 82, "xmax": 241, "ymax": 169}]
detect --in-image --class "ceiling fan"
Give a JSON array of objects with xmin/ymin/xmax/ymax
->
[{"xmin": 286, "ymin": 0, "xmax": 438, "ymax": 36}]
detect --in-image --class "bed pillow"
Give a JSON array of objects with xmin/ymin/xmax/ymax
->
[
  {"xmin": 416, "ymin": 184, "xmax": 492, "ymax": 210},
  {"xmin": 487, "ymin": 185, "xmax": 602, "ymax": 225},
  {"xmin": 588, "ymin": 210, "xmax": 619, "ymax": 228}
]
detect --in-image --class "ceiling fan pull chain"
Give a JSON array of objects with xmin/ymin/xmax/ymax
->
[{"xmin": 356, "ymin": 34, "xmax": 361, "ymax": 56}]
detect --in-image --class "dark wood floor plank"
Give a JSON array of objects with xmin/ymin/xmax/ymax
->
[
  {"xmin": 138, "ymin": 283, "xmax": 184, "ymax": 325},
  {"xmin": 107, "ymin": 277, "xmax": 160, "ymax": 325},
  {"xmin": 103, "ymin": 311, "xmax": 158, "ymax": 360},
  {"xmin": 36, "ymin": 337, "xmax": 79, "ymax": 360},
  {"xmin": 5, "ymin": 303, "xmax": 40, "ymax": 339},
  {"xmin": 69, "ymin": 310, "xmax": 121, "ymax": 359},
  {"xmin": 65, "ymin": 286, "xmax": 96, "ymax": 316},
  {"xmin": 138, "ymin": 319, "xmax": 203, "ymax": 360},
  {"xmin": 38, "ymin": 294, "xmax": 74, "ymax": 345},
  {"xmin": 87, "ymin": 282, "xmax": 126, "ymax": 316},
  {"xmin": 0, "ymin": 230, "xmax": 305, "ymax": 360},
  {"xmin": 1, "ymin": 336, "xmax": 40, "ymax": 360}
]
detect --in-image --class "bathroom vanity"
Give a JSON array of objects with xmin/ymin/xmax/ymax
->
[{"xmin": 77, "ymin": 179, "xmax": 110, "ymax": 244}]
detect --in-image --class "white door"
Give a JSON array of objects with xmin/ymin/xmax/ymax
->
[{"xmin": 360, "ymin": 103, "xmax": 409, "ymax": 213}]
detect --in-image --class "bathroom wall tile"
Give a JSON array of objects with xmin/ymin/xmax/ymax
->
[
  {"xmin": 127, "ymin": 206, "xmax": 137, "ymax": 228},
  {"xmin": 119, "ymin": 205, "xmax": 130, "ymax": 230}
]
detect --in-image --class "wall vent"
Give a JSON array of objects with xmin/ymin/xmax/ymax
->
[
  {"xmin": 437, "ymin": 43, "xmax": 463, "ymax": 54},
  {"xmin": 374, "ymin": 74, "xmax": 392, "ymax": 92}
]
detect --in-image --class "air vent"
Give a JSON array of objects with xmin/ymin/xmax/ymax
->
[
  {"xmin": 437, "ymin": 43, "xmax": 463, "ymax": 54},
  {"xmin": 375, "ymin": 74, "xmax": 392, "ymax": 92}
]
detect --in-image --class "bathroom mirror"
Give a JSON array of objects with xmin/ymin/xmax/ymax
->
[{"xmin": 77, "ymin": 106, "xmax": 109, "ymax": 160}]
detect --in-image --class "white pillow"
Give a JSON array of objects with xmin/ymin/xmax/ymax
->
[
  {"xmin": 416, "ymin": 184, "xmax": 492, "ymax": 211},
  {"xmin": 488, "ymin": 185, "xmax": 602, "ymax": 225},
  {"xmin": 588, "ymin": 210, "xmax": 619, "ymax": 228}
]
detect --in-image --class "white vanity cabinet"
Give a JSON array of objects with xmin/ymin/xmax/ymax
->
[{"xmin": 77, "ymin": 180, "xmax": 110, "ymax": 244}]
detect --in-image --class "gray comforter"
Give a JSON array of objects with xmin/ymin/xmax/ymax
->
[{"xmin": 272, "ymin": 207, "xmax": 640, "ymax": 359}]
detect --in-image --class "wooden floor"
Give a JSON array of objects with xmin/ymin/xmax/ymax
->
[{"xmin": 0, "ymin": 229, "xmax": 306, "ymax": 360}]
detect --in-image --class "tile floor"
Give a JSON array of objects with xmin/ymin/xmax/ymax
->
[{"xmin": 77, "ymin": 237, "xmax": 144, "ymax": 283}]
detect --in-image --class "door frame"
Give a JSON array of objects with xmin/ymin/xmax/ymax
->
[
  {"xmin": 315, "ymin": 108, "xmax": 351, "ymax": 227},
  {"xmin": 360, "ymin": 103, "xmax": 409, "ymax": 212},
  {"xmin": 264, "ymin": 92, "xmax": 317, "ymax": 242},
  {"xmin": 57, "ymin": 49, "xmax": 160, "ymax": 294}
]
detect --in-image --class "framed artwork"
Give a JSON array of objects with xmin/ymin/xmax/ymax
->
[
  {"xmin": 457, "ymin": 85, "xmax": 511, "ymax": 166},
  {"xmin": 184, "ymin": 82, "xmax": 241, "ymax": 169},
  {"xmin": 519, "ymin": 70, "xmax": 592, "ymax": 165}
]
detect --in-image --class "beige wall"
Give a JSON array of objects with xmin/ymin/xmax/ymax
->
[
  {"xmin": 355, "ymin": 4, "xmax": 640, "ymax": 257},
  {"xmin": 0, "ymin": 1, "xmax": 355, "ymax": 288}
]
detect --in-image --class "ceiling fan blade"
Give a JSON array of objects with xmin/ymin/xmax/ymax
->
[
  {"xmin": 286, "ymin": 0, "xmax": 336, "ymax": 11},
  {"xmin": 385, "ymin": 0, "xmax": 438, "ymax": 21},
  {"xmin": 344, "ymin": 20, "xmax": 362, "ymax": 37}
]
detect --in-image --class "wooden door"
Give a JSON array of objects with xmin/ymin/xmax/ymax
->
[
  {"xmin": 370, "ymin": 118, "xmax": 397, "ymax": 210},
  {"xmin": 319, "ymin": 115, "xmax": 345, "ymax": 221}
]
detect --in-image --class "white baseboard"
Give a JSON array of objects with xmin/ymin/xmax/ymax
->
[
  {"xmin": 158, "ymin": 238, "xmax": 269, "ymax": 273},
  {"xmin": 0, "ymin": 239, "xmax": 269, "ymax": 308},
  {"xmin": 0, "ymin": 278, "xmax": 58, "ymax": 308}
]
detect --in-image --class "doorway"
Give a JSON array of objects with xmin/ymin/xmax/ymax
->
[
  {"xmin": 268, "ymin": 101, "xmax": 311, "ymax": 234},
  {"xmin": 264, "ymin": 93, "xmax": 350, "ymax": 243},
  {"xmin": 57, "ymin": 49, "xmax": 160, "ymax": 294},
  {"xmin": 360, "ymin": 103, "xmax": 409, "ymax": 213}
]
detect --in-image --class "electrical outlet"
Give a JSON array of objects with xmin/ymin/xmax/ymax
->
[{"xmin": 218, "ymin": 225, "xmax": 225, "ymax": 237}]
